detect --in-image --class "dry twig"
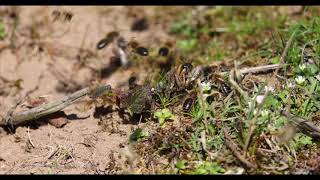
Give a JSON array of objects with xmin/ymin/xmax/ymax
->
[
  {"xmin": 223, "ymin": 126, "xmax": 257, "ymax": 169},
  {"xmin": 0, "ymin": 84, "xmax": 111, "ymax": 126}
]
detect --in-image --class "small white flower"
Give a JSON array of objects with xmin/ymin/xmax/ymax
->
[
  {"xmin": 256, "ymin": 95, "xmax": 265, "ymax": 104},
  {"xmin": 295, "ymin": 76, "xmax": 306, "ymax": 85},
  {"xmin": 264, "ymin": 86, "xmax": 275, "ymax": 93},
  {"xmin": 286, "ymin": 80, "xmax": 296, "ymax": 89},
  {"xmin": 299, "ymin": 64, "xmax": 306, "ymax": 71},
  {"xmin": 260, "ymin": 109, "xmax": 269, "ymax": 117},
  {"xmin": 201, "ymin": 81, "xmax": 211, "ymax": 92}
]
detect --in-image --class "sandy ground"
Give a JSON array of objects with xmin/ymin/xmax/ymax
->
[{"xmin": 0, "ymin": 6, "xmax": 177, "ymax": 174}]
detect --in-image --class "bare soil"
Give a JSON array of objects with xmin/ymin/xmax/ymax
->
[{"xmin": 0, "ymin": 6, "xmax": 178, "ymax": 174}]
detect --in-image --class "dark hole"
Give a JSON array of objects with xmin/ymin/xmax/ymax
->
[{"xmin": 131, "ymin": 17, "xmax": 149, "ymax": 32}]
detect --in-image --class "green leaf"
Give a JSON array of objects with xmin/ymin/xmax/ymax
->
[
  {"xmin": 270, "ymin": 56, "xmax": 280, "ymax": 64},
  {"xmin": 292, "ymin": 133, "xmax": 313, "ymax": 151},
  {"xmin": 308, "ymin": 77, "xmax": 317, "ymax": 94},
  {"xmin": 175, "ymin": 160, "xmax": 186, "ymax": 170},
  {"xmin": 191, "ymin": 162, "xmax": 225, "ymax": 175},
  {"xmin": 154, "ymin": 108, "xmax": 174, "ymax": 127},
  {"xmin": 274, "ymin": 116, "xmax": 288, "ymax": 129},
  {"xmin": 307, "ymin": 64, "xmax": 319, "ymax": 76},
  {"xmin": 129, "ymin": 128, "xmax": 149, "ymax": 142}
]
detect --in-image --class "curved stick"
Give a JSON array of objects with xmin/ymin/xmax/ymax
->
[{"xmin": 0, "ymin": 84, "xmax": 111, "ymax": 126}]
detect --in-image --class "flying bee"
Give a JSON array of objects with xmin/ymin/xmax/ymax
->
[
  {"xmin": 97, "ymin": 31, "xmax": 120, "ymax": 50},
  {"xmin": 274, "ymin": 124, "xmax": 297, "ymax": 145},
  {"xmin": 130, "ymin": 38, "xmax": 174, "ymax": 58},
  {"xmin": 116, "ymin": 37, "xmax": 150, "ymax": 57},
  {"xmin": 135, "ymin": 46, "xmax": 149, "ymax": 56},
  {"xmin": 158, "ymin": 47, "xmax": 169, "ymax": 57},
  {"xmin": 51, "ymin": 9, "xmax": 73, "ymax": 22},
  {"xmin": 128, "ymin": 41, "xmax": 149, "ymax": 57},
  {"xmin": 157, "ymin": 40, "xmax": 174, "ymax": 57}
]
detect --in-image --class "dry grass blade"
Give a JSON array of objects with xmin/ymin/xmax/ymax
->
[{"xmin": 273, "ymin": 31, "xmax": 296, "ymax": 78}]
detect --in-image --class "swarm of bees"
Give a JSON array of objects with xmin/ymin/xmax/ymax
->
[
  {"xmin": 93, "ymin": 30, "xmax": 234, "ymax": 116},
  {"xmin": 96, "ymin": 30, "xmax": 173, "ymax": 69},
  {"xmin": 51, "ymin": 9, "xmax": 73, "ymax": 23},
  {"xmin": 97, "ymin": 31, "xmax": 170, "ymax": 56},
  {"xmin": 153, "ymin": 59, "xmax": 233, "ymax": 114}
]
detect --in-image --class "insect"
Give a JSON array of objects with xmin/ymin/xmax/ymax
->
[
  {"xmin": 128, "ymin": 76, "xmax": 138, "ymax": 90},
  {"xmin": 183, "ymin": 98, "xmax": 194, "ymax": 113},
  {"xmin": 212, "ymin": 73, "xmax": 232, "ymax": 95},
  {"xmin": 51, "ymin": 9, "xmax": 73, "ymax": 22},
  {"xmin": 220, "ymin": 82, "xmax": 232, "ymax": 95},
  {"xmin": 186, "ymin": 65, "xmax": 203, "ymax": 84},
  {"xmin": 158, "ymin": 47, "xmax": 169, "ymax": 57},
  {"xmin": 114, "ymin": 36, "xmax": 150, "ymax": 57},
  {"xmin": 135, "ymin": 46, "xmax": 149, "ymax": 56},
  {"xmin": 173, "ymin": 63, "xmax": 194, "ymax": 90},
  {"xmin": 125, "ymin": 39, "xmax": 150, "ymax": 56},
  {"xmin": 181, "ymin": 63, "xmax": 193, "ymax": 73},
  {"xmin": 129, "ymin": 38, "xmax": 175, "ymax": 58},
  {"xmin": 202, "ymin": 66, "xmax": 215, "ymax": 80},
  {"xmin": 97, "ymin": 31, "xmax": 120, "ymax": 50},
  {"xmin": 206, "ymin": 95, "xmax": 214, "ymax": 105},
  {"xmin": 117, "ymin": 36, "xmax": 127, "ymax": 50}
]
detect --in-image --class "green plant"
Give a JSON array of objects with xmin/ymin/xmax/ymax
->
[
  {"xmin": 175, "ymin": 160, "xmax": 187, "ymax": 173},
  {"xmin": 291, "ymin": 133, "xmax": 313, "ymax": 151},
  {"xmin": 154, "ymin": 108, "xmax": 175, "ymax": 127},
  {"xmin": 0, "ymin": 21, "xmax": 5, "ymax": 40},
  {"xmin": 155, "ymin": 93, "xmax": 179, "ymax": 109},
  {"xmin": 190, "ymin": 161, "xmax": 225, "ymax": 175},
  {"xmin": 189, "ymin": 98, "xmax": 204, "ymax": 123},
  {"xmin": 119, "ymin": 85, "xmax": 152, "ymax": 115},
  {"xmin": 170, "ymin": 12, "xmax": 196, "ymax": 38},
  {"xmin": 129, "ymin": 128, "xmax": 149, "ymax": 142},
  {"xmin": 176, "ymin": 39, "xmax": 198, "ymax": 52}
]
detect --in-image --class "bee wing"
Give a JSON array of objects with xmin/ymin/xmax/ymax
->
[{"xmin": 274, "ymin": 124, "xmax": 297, "ymax": 144}]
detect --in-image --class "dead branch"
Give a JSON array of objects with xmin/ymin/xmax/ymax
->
[
  {"xmin": 223, "ymin": 126, "xmax": 258, "ymax": 169},
  {"xmin": 228, "ymin": 69, "xmax": 250, "ymax": 101},
  {"xmin": 0, "ymin": 84, "xmax": 111, "ymax": 126},
  {"xmin": 218, "ymin": 64, "xmax": 285, "ymax": 77},
  {"xmin": 286, "ymin": 113, "xmax": 320, "ymax": 139}
]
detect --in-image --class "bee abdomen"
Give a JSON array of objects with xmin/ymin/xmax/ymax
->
[{"xmin": 183, "ymin": 98, "xmax": 194, "ymax": 112}]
